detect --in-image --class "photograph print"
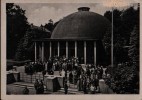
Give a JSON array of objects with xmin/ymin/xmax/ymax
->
[{"xmin": 6, "ymin": 2, "xmax": 140, "ymax": 95}]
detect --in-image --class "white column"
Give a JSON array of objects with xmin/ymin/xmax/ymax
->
[
  {"xmin": 49, "ymin": 42, "xmax": 52, "ymax": 57},
  {"xmin": 75, "ymin": 41, "xmax": 77, "ymax": 58},
  {"xmin": 66, "ymin": 41, "xmax": 68, "ymax": 58},
  {"xmin": 39, "ymin": 44, "xmax": 42, "ymax": 60},
  {"xmin": 35, "ymin": 42, "xmax": 37, "ymax": 62},
  {"xmin": 57, "ymin": 42, "xmax": 60, "ymax": 57},
  {"xmin": 94, "ymin": 41, "xmax": 96, "ymax": 66},
  {"xmin": 42, "ymin": 42, "xmax": 44, "ymax": 62},
  {"xmin": 84, "ymin": 41, "xmax": 86, "ymax": 64}
]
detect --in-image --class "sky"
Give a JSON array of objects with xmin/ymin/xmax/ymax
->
[{"xmin": 16, "ymin": 2, "xmax": 138, "ymax": 26}]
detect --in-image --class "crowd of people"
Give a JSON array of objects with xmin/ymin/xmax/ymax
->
[
  {"xmin": 24, "ymin": 61, "xmax": 45, "ymax": 74},
  {"xmin": 45, "ymin": 55, "xmax": 105, "ymax": 94},
  {"xmin": 46, "ymin": 55, "xmax": 79, "ymax": 72},
  {"xmin": 23, "ymin": 55, "xmax": 106, "ymax": 94},
  {"xmin": 76, "ymin": 65, "xmax": 104, "ymax": 94},
  {"xmin": 24, "ymin": 55, "xmax": 79, "ymax": 75}
]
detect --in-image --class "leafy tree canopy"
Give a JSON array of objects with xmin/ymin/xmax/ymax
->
[
  {"xmin": 6, "ymin": 3, "xmax": 30, "ymax": 59},
  {"xmin": 103, "ymin": 5, "xmax": 139, "ymax": 64}
]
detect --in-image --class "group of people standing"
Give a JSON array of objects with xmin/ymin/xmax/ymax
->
[
  {"xmin": 46, "ymin": 55, "xmax": 79, "ymax": 72},
  {"xmin": 23, "ymin": 55, "xmax": 106, "ymax": 94},
  {"xmin": 69, "ymin": 65, "xmax": 104, "ymax": 94},
  {"xmin": 34, "ymin": 79, "xmax": 44, "ymax": 94},
  {"xmin": 25, "ymin": 61, "xmax": 45, "ymax": 74},
  {"xmin": 45, "ymin": 56, "xmax": 105, "ymax": 94},
  {"xmin": 23, "ymin": 79, "xmax": 44, "ymax": 94}
]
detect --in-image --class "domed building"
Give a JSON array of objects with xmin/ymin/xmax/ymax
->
[{"xmin": 34, "ymin": 7, "xmax": 110, "ymax": 66}]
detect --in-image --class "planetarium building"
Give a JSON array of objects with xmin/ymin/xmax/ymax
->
[{"xmin": 34, "ymin": 7, "xmax": 110, "ymax": 66}]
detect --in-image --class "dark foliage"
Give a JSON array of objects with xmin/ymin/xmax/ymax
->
[
  {"xmin": 128, "ymin": 25, "xmax": 139, "ymax": 65},
  {"xmin": 6, "ymin": 3, "xmax": 30, "ymax": 59},
  {"xmin": 103, "ymin": 5, "xmax": 139, "ymax": 64},
  {"xmin": 105, "ymin": 63, "xmax": 139, "ymax": 94},
  {"xmin": 25, "ymin": 63, "xmax": 45, "ymax": 74},
  {"xmin": 15, "ymin": 24, "xmax": 51, "ymax": 61},
  {"xmin": 103, "ymin": 4, "xmax": 139, "ymax": 94},
  {"xmin": 44, "ymin": 19, "xmax": 54, "ymax": 32}
]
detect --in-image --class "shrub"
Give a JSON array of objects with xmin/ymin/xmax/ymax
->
[{"xmin": 105, "ymin": 63, "xmax": 139, "ymax": 94}]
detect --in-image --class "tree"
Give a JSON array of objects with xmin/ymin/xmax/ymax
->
[
  {"xmin": 44, "ymin": 19, "xmax": 54, "ymax": 32},
  {"xmin": 103, "ymin": 9, "xmax": 123, "ymax": 64},
  {"xmin": 103, "ymin": 5, "xmax": 139, "ymax": 64},
  {"xmin": 128, "ymin": 25, "xmax": 139, "ymax": 65},
  {"xmin": 104, "ymin": 11, "xmax": 112, "ymax": 22},
  {"xmin": 106, "ymin": 62, "xmax": 139, "ymax": 94},
  {"xmin": 102, "ymin": 27, "xmax": 111, "ymax": 65},
  {"xmin": 104, "ymin": 5, "xmax": 140, "ymax": 93},
  {"xmin": 104, "ymin": 9, "xmax": 122, "ymax": 27},
  {"xmin": 121, "ymin": 6, "xmax": 139, "ymax": 45},
  {"xmin": 15, "ymin": 24, "xmax": 51, "ymax": 61},
  {"xmin": 15, "ymin": 30, "xmax": 33, "ymax": 61},
  {"xmin": 6, "ymin": 3, "xmax": 29, "ymax": 59}
]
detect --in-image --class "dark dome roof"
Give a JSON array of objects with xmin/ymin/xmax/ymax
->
[{"xmin": 51, "ymin": 7, "xmax": 110, "ymax": 40}]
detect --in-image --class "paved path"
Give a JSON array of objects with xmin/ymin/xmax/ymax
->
[
  {"xmin": 8, "ymin": 66, "xmax": 113, "ymax": 94},
  {"xmin": 7, "ymin": 79, "xmax": 113, "ymax": 95},
  {"xmin": 7, "ymin": 82, "xmax": 83, "ymax": 95}
]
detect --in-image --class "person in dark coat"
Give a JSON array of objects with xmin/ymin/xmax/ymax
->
[
  {"xmin": 100, "ymin": 66, "xmax": 103, "ymax": 79},
  {"xmin": 38, "ymin": 80, "xmax": 44, "ymax": 94},
  {"xmin": 83, "ymin": 78, "xmax": 87, "ymax": 94},
  {"xmin": 86, "ymin": 68, "xmax": 91, "ymax": 77},
  {"xmin": 42, "ymin": 70, "xmax": 46, "ymax": 80},
  {"xmin": 48, "ymin": 59, "xmax": 53, "ymax": 71},
  {"xmin": 105, "ymin": 67, "xmax": 108, "ymax": 77},
  {"xmin": 23, "ymin": 86, "xmax": 29, "ymax": 94},
  {"xmin": 69, "ymin": 71, "xmax": 73, "ymax": 83},
  {"xmin": 94, "ymin": 75, "xmax": 99, "ymax": 90},
  {"xmin": 67, "ymin": 60, "xmax": 72, "ymax": 71},
  {"xmin": 34, "ymin": 79, "xmax": 40, "ymax": 94},
  {"xmin": 77, "ymin": 76, "xmax": 82, "ymax": 91},
  {"xmin": 64, "ymin": 83, "xmax": 68, "ymax": 94}
]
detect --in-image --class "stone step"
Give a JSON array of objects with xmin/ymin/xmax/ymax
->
[
  {"xmin": 58, "ymin": 88, "xmax": 83, "ymax": 94},
  {"xmin": 13, "ymin": 82, "xmax": 34, "ymax": 86},
  {"xmin": 11, "ymin": 82, "xmax": 82, "ymax": 94},
  {"xmin": 60, "ymin": 88, "xmax": 79, "ymax": 92},
  {"xmin": 9, "ymin": 84, "xmax": 35, "ymax": 89},
  {"xmin": 12, "ymin": 82, "xmax": 47, "ymax": 90}
]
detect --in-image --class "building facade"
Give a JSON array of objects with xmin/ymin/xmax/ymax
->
[{"xmin": 34, "ymin": 7, "xmax": 110, "ymax": 66}]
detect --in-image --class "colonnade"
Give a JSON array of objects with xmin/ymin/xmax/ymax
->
[{"xmin": 34, "ymin": 41, "xmax": 96, "ymax": 65}]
